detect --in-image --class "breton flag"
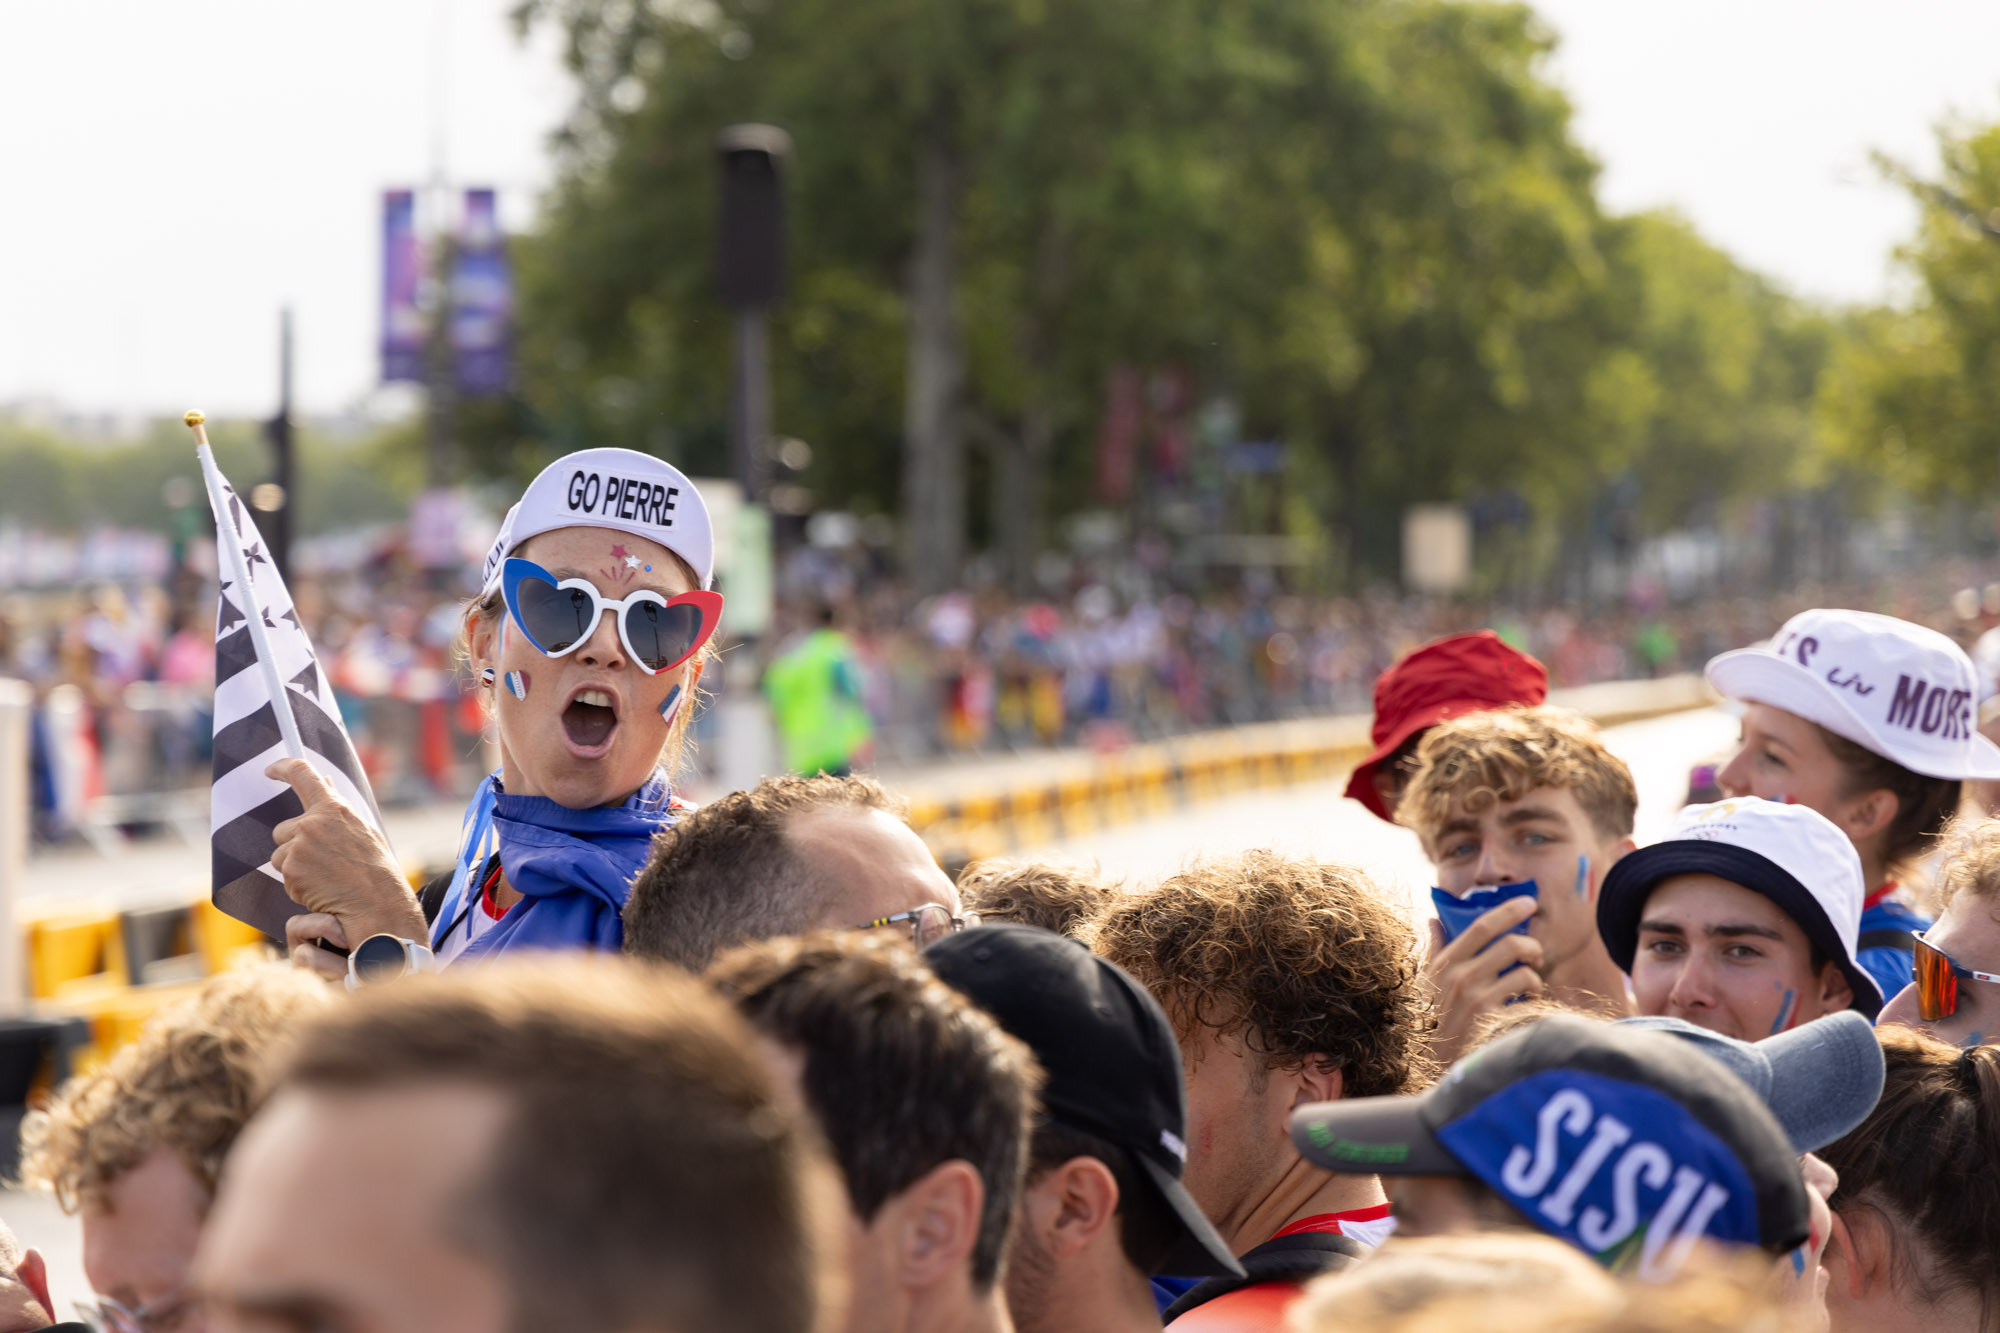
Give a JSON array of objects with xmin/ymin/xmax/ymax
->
[{"xmin": 188, "ymin": 412, "xmax": 388, "ymax": 939}]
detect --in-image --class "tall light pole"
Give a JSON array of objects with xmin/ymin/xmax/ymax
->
[
  {"xmin": 265, "ymin": 308, "xmax": 296, "ymax": 582},
  {"xmin": 715, "ymin": 124, "xmax": 791, "ymax": 504}
]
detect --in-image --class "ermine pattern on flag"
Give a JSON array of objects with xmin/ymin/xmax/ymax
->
[{"xmin": 209, "ymin": 481, "xmax": 385, "ymax": 939}]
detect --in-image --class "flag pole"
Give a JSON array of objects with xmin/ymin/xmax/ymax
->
[{"xmin": 185, "ymin": 410, "xmax": 308, "ymax": 763}]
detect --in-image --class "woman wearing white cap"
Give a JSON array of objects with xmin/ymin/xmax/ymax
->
[
  {"xmin": 1707, "ymin": 609, "xmax": 2000, "ymax": 1000},
  {"xmin": 267, "ymin": 448, "xmax": 722, "ymax": 976}
]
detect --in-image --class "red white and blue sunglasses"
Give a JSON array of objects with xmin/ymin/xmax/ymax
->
[
  {"xmin": 501, "ymin": 557, "xmax": 722, "ymax": 674},
  {"xmin": 1913, "ymin": 930, "xmax": 2000, "ymax": 1023}
]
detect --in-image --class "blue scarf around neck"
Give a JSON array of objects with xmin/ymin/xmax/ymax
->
[{"xmin": 432, "ymin": 768, "xmax": 675, "ymax": 964}]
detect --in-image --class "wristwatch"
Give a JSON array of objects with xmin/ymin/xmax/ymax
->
[{"xmin": 345, "ymin": 933, "xmax": 440, "ymax": 991}]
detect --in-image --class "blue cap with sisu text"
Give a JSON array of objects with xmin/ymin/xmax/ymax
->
[{"xmin": 1290, "ymin": 1014, "xmax": 1808, "ymax": 1280}]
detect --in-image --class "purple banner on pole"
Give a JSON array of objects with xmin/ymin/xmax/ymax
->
[
  {"xmin": 451, "ymin": 188, "xmax": 513, "ymax": 396},
  {"xmin": 381, "ymin": 190, "xmax": 427, "ymax": 383}
]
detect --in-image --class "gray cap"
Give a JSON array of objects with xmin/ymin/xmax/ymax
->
[{"xmin": 1615, "ymin": 1010, "xmax": 1884, "ymax": 1154}]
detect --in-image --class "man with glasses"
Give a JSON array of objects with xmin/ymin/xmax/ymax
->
[
  {"xmin": 1880, "ymin": 816, "xmax": 2000, "ymax": 1045},
  {"xmin": 624, "ymin": 772, "xmax": 971, "ymax": 971}
]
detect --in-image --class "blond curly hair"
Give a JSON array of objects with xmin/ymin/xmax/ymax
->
[
  {"xmin": 18, "ymin": 964, "xmax": 331, "ymax": 1213},
  {"xmin": 1933, "ymin": 815, "xmax": 2000, "ymax": 911},
  {"xmin": 1083, "ymin": 852, "xmax": 1434, "ymax": 1097},
  {"xmin": 1399, "ymin": 706, "xmax": 1637, "ymax": 851},
  {"xmin": 955, "ymin": 858, "xmax": 1119, "ymax": 938}
]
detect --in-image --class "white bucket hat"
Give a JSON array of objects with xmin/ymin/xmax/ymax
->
[
  {"xmin": 1706, "ymin": 608, "xmax": 2000, "ymax": 781},
  {"xmin": 480, "ymin": 448, "xmax": 714, "ymax": 595},
  {"xmin": 1599, "ymin": 797, "xmax": 1883, "ymax": 1015}
]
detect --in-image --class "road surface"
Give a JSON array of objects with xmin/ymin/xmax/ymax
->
[{"xmin": 1025, "ymin": 704, "xmax": 1738, "ymax": 924}]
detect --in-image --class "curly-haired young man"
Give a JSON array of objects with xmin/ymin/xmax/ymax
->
[
  {"xmin": 1084, "ymin": 852, "xmax": 1433, "ymax": 1330},
  {"xmin": 18, "ymin": 965, "xmax": 332, "ymax": 1333},
  {"xmin": 1399, "ymin": 706, "xmax": 1638, "ymax": 1062}
]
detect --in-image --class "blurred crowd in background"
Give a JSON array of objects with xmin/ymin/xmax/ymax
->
[{"xmin": 11, "ymin": 521, "xmax": 2000, "ymax": 850}]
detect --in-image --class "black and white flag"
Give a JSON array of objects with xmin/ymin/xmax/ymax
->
[{"xmin": 205, "ymin": 470, "xmax": 386, "ymax": 939}]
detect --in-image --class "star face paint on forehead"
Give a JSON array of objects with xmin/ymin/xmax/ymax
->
[{"xmin": 601, "ymin": 544, "xmax": 641, "ymax": 586}]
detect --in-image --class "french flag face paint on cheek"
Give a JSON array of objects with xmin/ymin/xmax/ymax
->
[
  {"xmin": 505, "ymin": 670, "xmax": 529, "ymax": 701},
  {"xmin": 658, "ymin": 683, "xmax": 684, "ymax": 726},
  {"xmin": 1770, "ymin": 987, "xmax": 1799, "ymax": 1036}
]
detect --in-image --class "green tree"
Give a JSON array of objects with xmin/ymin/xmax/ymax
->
[
  {"xmin": 1819, "ymin": 124, "xmax": 2000, "ymax": 499},
  {"xmin": 502, "ymin": 0, "xmax": 1831, "ymax": 594}
]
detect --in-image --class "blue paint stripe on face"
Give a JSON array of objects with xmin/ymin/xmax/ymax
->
[
  {"xmin": 659, "ymin": 683, "xmax": 683, "ymax": 722},
  {"xmin": 505, "ymin": 670, "xmax": 528, "ymax": 701},
  {"xmin": 1770, "ymin": 988, "xmax": 1798, "ymax": 1036}
]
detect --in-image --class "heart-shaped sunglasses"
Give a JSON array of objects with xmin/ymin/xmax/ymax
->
[{"xmin": 501, "ymin": 557, "xmax": 722, "ymax": 674}]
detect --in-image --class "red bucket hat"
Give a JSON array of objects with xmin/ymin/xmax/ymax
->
[{"xmin": 1345, "ymin": 630, "xmax": 1548, "ymax": 822}]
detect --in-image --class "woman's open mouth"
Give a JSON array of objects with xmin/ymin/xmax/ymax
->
[{"xmin": 561, "ymin": 687, "xmax": 620, "ymax": 756}]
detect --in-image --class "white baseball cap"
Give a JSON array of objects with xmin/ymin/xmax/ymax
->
[
  {"xmin": 1706, "ymin": 607, "xmax": 2000, "ymax": 781},
  {"xmin": 1598, "ymin": 798, "xmax": 1883, "ymax": 1015},
  {"xmin": 480, "ymin": 448, "xmax": 714, "ymax": 594}
]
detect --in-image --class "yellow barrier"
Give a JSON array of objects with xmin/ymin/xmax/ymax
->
[
  {"xmin": 25, "ymin": 907, "xmax": 117, "ymax": 999},
  {"xmin": 901, "ymin": 673, "xmax": 1715, "ymax": 871}
]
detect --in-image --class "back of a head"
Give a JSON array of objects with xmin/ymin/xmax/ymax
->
[
  {"xmin": 20, "ymin": 964, "xmax": 331, "ymax": 1214},
  {"xmin": 1085, "ymin": 851, "xmax": 1433, "ymax": 1097},
  {"xmin": 1291, "ymin": 1251, "xmax": 1810, "ymax": 1333},
  {"xmin": 955, "ymin": 858, "xmax": 1117, "ymax": 937},
  {"xmin": 1816, "ymin": 1025, "xmax": 2000, "ymax": 1327},
  {"xmin": 273, "ymin": 956, "xmax": 838, "ymax": 1333},
  {"xmin": 1290, "ymin": 1233, "xmax": 1620, "ymax": 1330},
  {"xmin": 1399, "ymin": 705, "xmax": 1637, "ymax": 847},
  {"xmin": 706, "ymin": 931, "xmax": 1041, "ymax": 1290},
  {"xmin": 624, "ymin": 772, "xmax": 902, "ymax": 970}
]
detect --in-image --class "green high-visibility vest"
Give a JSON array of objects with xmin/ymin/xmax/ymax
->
[{"xmin": 764, "ymin": 628, "xmax": 873, "ymax": 775}]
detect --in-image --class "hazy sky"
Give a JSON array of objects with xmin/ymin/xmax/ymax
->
[{"xmin": 4, "ymin": 0, "xmax": 1999, "ymax": 419}]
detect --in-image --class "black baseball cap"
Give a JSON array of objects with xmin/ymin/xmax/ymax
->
[
  {"xmin": 925, "ymin": 924, "xmax": 1244, "ymax": 1278},
  {"xmin": 1290, "ymin": 1015, "xmax": 1810, "ymax": 1276}
]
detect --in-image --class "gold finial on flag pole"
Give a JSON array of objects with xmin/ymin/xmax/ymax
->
[{"xmin": 184, "ymin": 410, "xmax": 209, "ymax": 447}]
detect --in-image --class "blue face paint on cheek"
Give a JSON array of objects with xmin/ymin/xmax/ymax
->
[
  {"xmin": 504, "ymin": 670, "xmax": 529, "ymax": 701},
  {"xmin": 1770, "ymin": 987, "xmax": 1799, "ymax": 1036},
  {"xmin": 1573, "ymin": 854, "xmax": 1590, "ymax": 899},
  {"xmin": 658, "ymin": 683, "xmax": 684, "ymax": 725},
  {"xmin": 1791, "ymin": 1246, "xmax": 1806, "ymax": 1277}
]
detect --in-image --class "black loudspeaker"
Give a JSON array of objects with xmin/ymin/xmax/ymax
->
[{"xmin": 715, "ymin": 124, "xmax": 791, "ymax": 308}]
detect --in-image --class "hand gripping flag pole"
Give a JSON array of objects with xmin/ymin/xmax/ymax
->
[
  {"xmin": 186, "ymin": 410, "xmax": 306, "ymax": 762},
  {"xmin": 185, "ymin": 410, "xmax": 390, "ymax": 940}
]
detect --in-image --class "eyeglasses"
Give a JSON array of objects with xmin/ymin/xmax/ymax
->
[
  {"xmin": 502, "ymin": 557, "xmax": 723, "ymax": 675},
  {"xmin": 76, "ymin": 1287, "xmax": 194, "ymax": 1333},
  {"xmin": 1912, "ymin": 930, "xmax": 2000, "ymax": 1022},
  {"xmin": 856, "ymin": 903, "xmax": 981, "ymax": 947}
]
